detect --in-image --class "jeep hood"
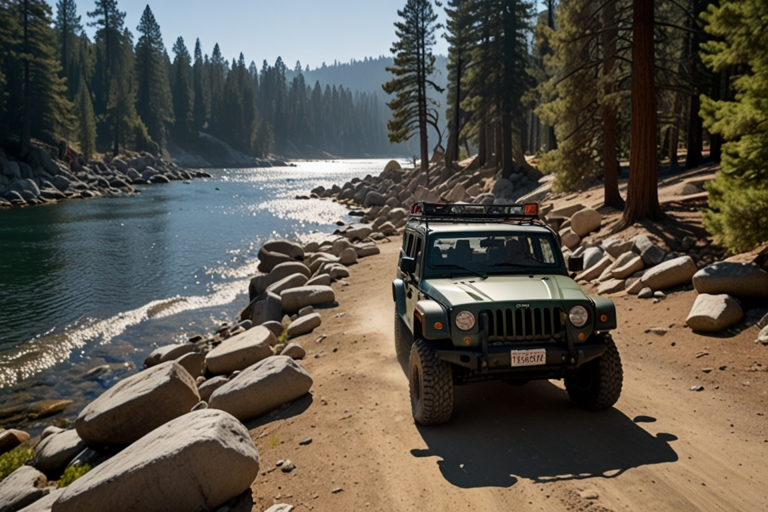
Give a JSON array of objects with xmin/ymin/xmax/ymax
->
[{"xmin": 422, "ymin": 275, "xmax": 589, "ymax": 307}]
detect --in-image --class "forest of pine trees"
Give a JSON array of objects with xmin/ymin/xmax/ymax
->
[
  {"xmin": 385, "ymin": 0, "xmax": 766, "ymax": 252},
  {"xmin": 0, "ymin": 0, "xmax": 396, "ymax": 161}
]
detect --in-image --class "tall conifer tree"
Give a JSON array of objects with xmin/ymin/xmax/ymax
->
[
  {"xmin": 383, "ymin": 0, "xmax": 443, "ymax": 175},
  {"xmin": 135, "ymin": 5, "xmax": 172, "ymax": 150}
]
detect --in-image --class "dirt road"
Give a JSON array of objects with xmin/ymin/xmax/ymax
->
[{"xmin": 247, "ymin": 238, "xmax": 767, "ymax": 512}]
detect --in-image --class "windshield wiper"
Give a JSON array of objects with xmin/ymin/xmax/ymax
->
[
  {"xmin": 488, "ymin": 262, "xmax": 535, "ymax": 269},
  {"xmin": 434, "ymin": 264, "xmax": 487, "ymax": 279}
]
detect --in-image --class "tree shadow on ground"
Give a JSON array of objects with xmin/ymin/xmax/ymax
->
[
  {"xmin": 411, "ymin": 380, "xmax": 678, "ymax": 489},
  {"xmin": 243, "ymin": 393, "xmax": 313, "ymax": 430}
]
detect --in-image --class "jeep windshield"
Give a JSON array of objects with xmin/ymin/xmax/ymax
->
[{"xmin": 425, "ymin": 233, "xmax": 562, "ymax": 277}]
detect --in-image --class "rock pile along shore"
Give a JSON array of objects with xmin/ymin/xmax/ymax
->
[
  {"xmin": 0, "ymin": 145, "xmax": 212, "ymax": 208},
  {"xmin": 0, "ymin": 219, "xmax": 389, "ymax": 510}
]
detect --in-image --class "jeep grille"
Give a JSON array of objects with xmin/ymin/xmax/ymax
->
[{"xmin": 487, "ymin": 307, "xmax": 565, "ymax": 342}]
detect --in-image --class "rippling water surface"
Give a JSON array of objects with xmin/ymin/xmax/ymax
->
[{"xmin": 0, "ymin": 159, "xmax": 401, "ymax": 424}]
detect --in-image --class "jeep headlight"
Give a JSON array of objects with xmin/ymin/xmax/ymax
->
[
  {"xmin": 569, "ymin": 305, "xmax": 589, "ymax": 327},
  {"xmin": 455, "ymin": 310, "xmax": 476, "ymax": 331}
]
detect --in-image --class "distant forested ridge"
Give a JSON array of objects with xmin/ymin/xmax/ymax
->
[{"xmin": 0, "ymin": 0, "xmax": 422, "ymax": 163}]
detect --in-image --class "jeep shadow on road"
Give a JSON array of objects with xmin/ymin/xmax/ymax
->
[{"xmin": 410, "ymin": 380, "xmax": 678, "ymax": 488}]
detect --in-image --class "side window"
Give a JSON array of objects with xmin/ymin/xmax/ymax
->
[
  {"xmin": 538, "ymin": 238, "xmax": 555, "ymax": 263},
  {"xmin": 405, "ymin": 233, "xmax": 415, "ymax": 257},
  {"xmin": 413, "ymin": 237, "xmax": 423, "ymax": 276}
]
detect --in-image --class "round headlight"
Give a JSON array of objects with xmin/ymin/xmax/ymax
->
[
  {"xmin": 569, "ymin": 305, "xmax": 589, "ymax": 327},
  {"xmin": 455, "ymin": 311, "xmax": 476, "ymax": 331}
]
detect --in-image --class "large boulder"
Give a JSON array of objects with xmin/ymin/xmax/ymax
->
[
  {"xmin": 331, "ymin": 238, "xmax": 352, "ymax": 256},
  {"xmin": 52, "ymin": 410, "xmax": 260, "ymax": 512},
  {"xmin": 0, "ymin": 466, "xmax": 49, "ymax": 512},
  {"xmin": 354, "ymin": 243, "xmax": 380, "ymax": 258},
  {"xmin": 257, "ymin": 240, "xmax": 304, "ymax": 273},
  {"xmin": 612, "ymin": 255, "xmax": 644, "ymax": 279},
  {"xmin": 492, "ymin": 179, "xmax": 514, "ymax": 199},
  {"xmin": 338, "ymin": 247, "xmax": 358, "ymax": 266},
  {"xmin": 444, "ymin": 183, "xmax": 469, "ymax": 203},
  {"xmin": 639, "ymin": 256, "xmax": 697, "ymax": 291},
  {"xmin": 559, "ymin": 228, "xmax": 580, "ymax": 250},
  {"xmin": 305, "ymin": 274, "xmax": 331, "ymax": 287},
  {"xmin": 549, "ymin": 204, "xmax": 584, "ymax": 218},
  {"xmin": 208, "ymin": 356, "xmax": 313, "ymax": 422},
  {"xmin": 582, "ymin": 247, "xmax": 604, "ymax": 270},
  {"xmin": 692, "ymin": 262, "xmax": 768, "ymax": 300},
  {"xmin": 248, "ymin": 262, "xmax": 311, "ymax": 301},
  {"xmin": 175, "ymin": 352, "xmax": 205, "ymax": 378},
  {"xmin": 265, "ymin": 273, "xmax": 308, "ymax": 296},
  {"xmin": 280, "ymin": 286, "xmax": 335, "ymax": 313},
  {"xmin": 576, "ymin": 255, "xmax": 613, "ymax": 282},
  {"xmin": 286, "ymin": 313, "xmax": 322, "ymax": 339},
  {"xmin": 205, "ymin": 326, "xmax": 276, "ymax": 375},
  {"xmin": 198, "ymin": 376, "xmax": 229, "ymax": 402},
  {"xmin": 0, "ymin": 429, "xmax": 30, "ymax": 455},
  {"xmin": 363, "ymin": 191, "xmax": 386, "ymax": 207},
  {"xmin": 632, "ymin": 235, "xmax": 666, "ymax": 266},
  {"xmin": 686, "ymin": 294, "xmax": 744, "ymax": 332},
  {"xmin": 17, "ymin": 488, "xmax": 64, "ymax": 512},
  {"xmin": 75, "ymin": 361, "xmax": 200, "ymax": 446},
  {"xmin": 602, "ymin": 238, "xmax": 634, "ymax": 258},
  {"xmin": 30, "ymin": 429, "xmax": 86, "ymax": 475},
  {"xmin": 251, "ymin": 292, "xmax": 283, "ymax": 326},
  {"xmin": 344, "ymin": 224, "xmax": 373, "ymax": 242},
  {"xmin": 144, "ymin": 344, "xmax": 196, "ymax": 368},
  {"xmin": 570, "ymin": 208, "xmax": 602, "ymax": 237}
]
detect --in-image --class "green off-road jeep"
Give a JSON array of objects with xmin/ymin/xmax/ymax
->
[{"xmin": 392, "ymin": 202, "xmax": 623, "ymax": 425}]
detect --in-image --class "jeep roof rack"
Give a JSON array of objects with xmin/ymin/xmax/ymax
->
[{"xmin": 409, "ymin": 202, "xmax": 540, "ymax": 228}]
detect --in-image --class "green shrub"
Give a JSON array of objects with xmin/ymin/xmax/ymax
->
[
  {"xmin": 58, "ymin": 463, "xmax": 92, "ymax": 488},
  {"xmin": 0, "ymin": 446, "xmax": 34, "ymax": 482},
  {"xmin": 704, "ymin": 177, "xmax": 768, "ymax": 254}
]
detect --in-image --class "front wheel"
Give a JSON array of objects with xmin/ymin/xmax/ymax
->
[
  {"xmin": 409, "ymin": 339, "xmax": 454, "ymax": 425},
  {"xmin": 564, "ymin": 334, "xmax": 623, "ymax": 411}
]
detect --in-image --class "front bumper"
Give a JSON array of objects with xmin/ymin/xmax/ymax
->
[{"xmin": 436, "ymin": 342, "xmax": 607, "ymax": 377}]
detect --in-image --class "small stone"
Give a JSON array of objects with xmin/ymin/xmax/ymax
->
[
  {"xmin": 579, "ymin": 489, "xmax": 599, "ymax": 500},
  {"xmin": 638, "ymin": 287, "xmax": 653, "ymax": 299},
  {"xmin": 654, "ymin": 291, "xmax": 666, "ymax": 298},
  {"xmin": 653, "ymin": 298, "xmax": 660, "ymax": 304},
  {"xmin": 695, "ymin": 351, "xmax": 709, "ymax": 358},
  {"xmin": 690, "ymin": 385, "xmax": 704, "ymax": 391},
  {"xmin": 645, "ymin": 327, "xmax": 667, "ymax": 336},
  {"xmin": 299, "ymin": 438, "xmax": 312, "ymax": 446},
  {"xmin": 276, "ymin": 460, "xmax": 284, "ymax": 467},
  {"xmin": 332, "ymin": 487, "xmax": 344, "ymax": 494},
  {"xmin": 719, "ymin": 365, "xmax": 727, "ymax": 371},
  {"xmin": 315, "ymin": 335, "xmax": 327, "ymax": 343},
  {"xmin": 702, "ymin": 368, "xmax": 713, "ymax": 373},
  {"xmin": 281, "ymin": 460, "xmax": 295, "ymax": 473}
]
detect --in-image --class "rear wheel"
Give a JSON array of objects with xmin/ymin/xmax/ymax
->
[
  {"xmin": 564, "ymin": 334, "xmax": 623, "ymax": 411},
  {"xmin": 409, "ymin": 339, "xmax": 454, "ymax": 425},
  {"xmin": 394, "ymin": 311, "xmax": 412, "ymax": 361}
]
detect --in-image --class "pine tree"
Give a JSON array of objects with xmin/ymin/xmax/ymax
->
[
  {"xmin": 54, "ymin": 0, "xmax": 82, "ymax": 100},
  {"xmin": 208, "ymin": 42, "xmax": 226, "ymax": 133},
  {"xmin": 383, "ymin": 0, "xmax": 443, "ymax": 176},
  {"xmin": 620, "ymin": 0, "xmax": 664, "ymax": 226},
  {"xmin": 443, "ymin": 0, "xmax": 471, "ymax": 167},
  {"xmin": 88, "ymin": 0, "xmax": 126, "ymax": 155},
  {"xmin": 10, "ymin": 0, "xmax": 74, "ymax": 155},
  {"xmin": 135, "ymin": 5, "xmax": 172, "ymax": 150},
  {"xmin": 191, "ymin": 38, "xmax": 208, "ymax": 131},
  {"xmin": 699, "ymin": 0, "xmax": 768, "ymax": 252},
  {"xmin": 73, "ymin": 71, "xmax": 96, "ymax": 157},
  {"xmin": 171, "ymin": 36, "xmax": 193, "ymax": 140}
]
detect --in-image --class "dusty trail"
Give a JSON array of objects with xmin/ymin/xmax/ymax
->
[{"xmin": 247, "ymin": 238, "xmax": 767, "ymax": 512}]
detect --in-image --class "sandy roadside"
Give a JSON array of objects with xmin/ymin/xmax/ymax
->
[{"xmin": 246, "ymin": 235, "xmax": 767, "ymax": 512}]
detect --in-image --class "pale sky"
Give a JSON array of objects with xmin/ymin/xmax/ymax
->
[{"xmin": 78, "ymin": 0, "xmax": 449, "ymax": 69}]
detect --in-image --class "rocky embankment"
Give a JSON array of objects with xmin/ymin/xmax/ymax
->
[
  {"xmin": 0, "ymin": 145, "xmax": 212, "ymax": 208},
  {"xmin": 543, "ymin": 203, "xmax": 768, "ymax": 340},
  {"xmin": 0, "ymin": 226, "xmax": 386, "ymax": 511},
  {"xmin": 308, "ymin": 158, "xmax": 549, "ymax": 231}
]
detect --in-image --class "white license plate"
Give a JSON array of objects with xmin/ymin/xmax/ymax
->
[{"xmin": 510, "ymin": 349, "xmax": 546, "ymax": 367}]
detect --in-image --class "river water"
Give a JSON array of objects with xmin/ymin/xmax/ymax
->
[{"xmin": 0, "ymin": 159, "xmax": 402, "ymax": 426}]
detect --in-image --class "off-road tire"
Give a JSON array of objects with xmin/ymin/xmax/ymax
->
[
  {"xmin": 409, "ymin": 338, "xmax": 454, "ymax": 425},
  {"xmin": 394, "ymin": 311, "xmax": 412, "ymax": 361},
  {"xmin": 564, "ymin": 334, "xmax": 623, "ymax": 411}
]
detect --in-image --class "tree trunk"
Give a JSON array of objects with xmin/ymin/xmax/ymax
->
[
  {"xmin": 477, "ymin": 122, "xmax": 487, "ymax": 167},
  {"xmin": 620, "ymin": 0, "xmax": 663, "ymax": 227},
  {"xmin": 668, "ymin": 92, "xmax": 682, "ymax": 169},
  {"xmin": 709, "ymin": 69, "xmax": 726, "ymax": 163},
  {"xmin": 501, "ymin": 111, "xmax": 514, "ymax": 178},
  {"xmin": 21, "ymin": 0, "xmax": 31, "ymax": 157},
  {"xmin": 685, "ymin": 91, "xmax": 702, "ymax": 168},
  {"xmin": 446, "ymin": 54, "xmax": 462, "ymax": 167},
  {"xmin": 602, "ymin": 0, "xmax": 623, "ymax": 208},
  {"xmin": 493, "ymin": 122, "xmax": 502, "ymax": 168}
]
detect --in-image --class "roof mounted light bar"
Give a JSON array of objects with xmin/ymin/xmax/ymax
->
[{"xmin": 409, "ymin": 201, "xmax": 540, "ymax": 221}]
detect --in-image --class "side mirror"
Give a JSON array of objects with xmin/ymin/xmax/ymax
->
[
  {"xmin": 567, "ymin": 255, "xmax": 584, "ymax": 273},
  {"xmin": 400, "ymin": 256, "xmax": 416, "ymax": 275}
]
